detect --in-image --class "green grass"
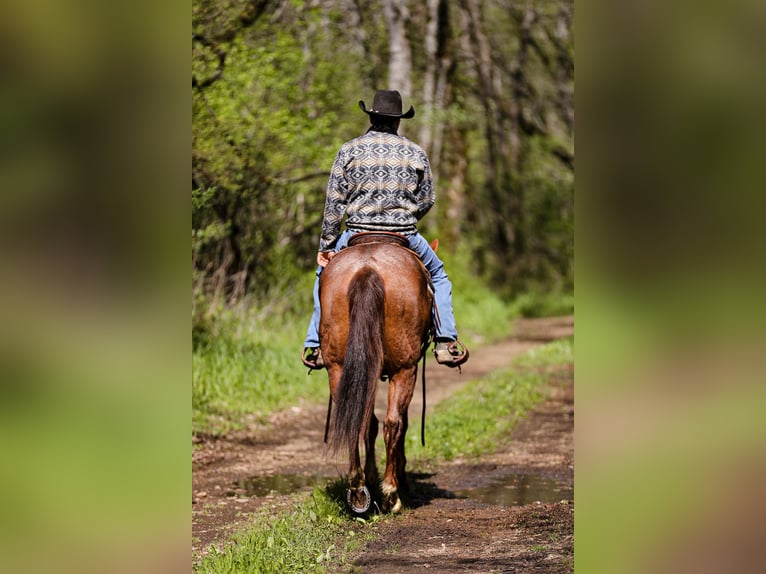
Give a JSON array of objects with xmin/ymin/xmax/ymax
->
[
  {"xmin": 407, "ymin": 337, "xmax": 573, "ymax": 462},
  {"xmin": 192, "ymin": 301, "xmax": 329, "ymax": 434},
  {"xmin": 445, "ymin": 244, "xmax": 573, "ymax": 346},
  {"xmin": 508, "ymin": 291, "xmax": 574, "ymax": 319},
  {"xmin": 194, "ymin": 338, "xmax": 573, "ymax": 572},
  {"xmin": 194, "ymin": 487, "xmax": 349, "ymax": 573}
]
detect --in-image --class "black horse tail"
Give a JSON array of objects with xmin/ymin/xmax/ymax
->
[{"xmin": 329, "ymin": 267, "xmax": 385, "ymax": 456}]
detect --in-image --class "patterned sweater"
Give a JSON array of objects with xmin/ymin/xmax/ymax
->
[{"xmin": 319, "ymin": 130, "xmax": 435, "ymax": 252}]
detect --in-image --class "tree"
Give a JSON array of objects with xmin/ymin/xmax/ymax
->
[
  {"xmin": 192, "ymin": 0, "xmax": 574, "ymax": 314},
  {"xmin": 384, "ymin": 0, "xmax": 412, "ymax": 99}
]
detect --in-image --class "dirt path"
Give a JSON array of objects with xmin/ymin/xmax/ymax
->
[{"xmin": 192, "ymin": 315, "xmax": 574, "ymax": 571}]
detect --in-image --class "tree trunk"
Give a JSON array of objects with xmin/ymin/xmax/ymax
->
[
  {"xmin": 459, "ymin": 0, "xmax": 504, "ymax": 250},
  {"xmin": 346, "ymin": 0, "xmax": 368, "ymax": 58},
  {"xmin": 556, "ymin": 0, "xmax": 574, "ymax": 131},
  {"xmin": 420, "ymin": 0, "xmax": 453, "ymax": 180},
  {"xmin": 384, "ymin": 0, "xmax": 412, "ymax": 99},
  {"xmin": 419, "ymin": 0, "xmax": 440, "ymax": 154}
]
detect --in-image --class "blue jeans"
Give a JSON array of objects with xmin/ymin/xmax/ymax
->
[{"xmin": 303, "ymin": 229, "xmax": 459, "ymax": 348}]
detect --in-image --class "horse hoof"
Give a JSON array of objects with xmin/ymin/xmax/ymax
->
[
  {"xmin": 346, "ymin": 486, "xmax": 371, "ymax": 514},
  {"xmin": 379, "ymin": 494, "xmax": 402, "ymax": 514}
]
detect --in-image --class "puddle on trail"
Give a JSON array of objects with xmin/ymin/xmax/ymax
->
[
  {"xmin": 457, "ymin": 474, "xmax": 572, "ymax": 507},
  {"xmin": 234, "ymin": 474, "xmax": 321, "ymax": 497},
  {"xmin": 232, "ymin": 472, "xmax": 572, "ymax": 507}
]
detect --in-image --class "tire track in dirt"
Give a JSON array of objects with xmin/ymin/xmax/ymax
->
[{"xmin": 192, "ymin": 315, "xmax": 573, "ymax": 566}]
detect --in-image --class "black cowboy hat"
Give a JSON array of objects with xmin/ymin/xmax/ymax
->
[{"xmin": 358, "ymin": 89, "xmax": 415, "ymax": 119}]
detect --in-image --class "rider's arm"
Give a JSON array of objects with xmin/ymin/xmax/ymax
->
[
  {"xmin": 319, "ymin": 147, "xmax": 350, "ymax": 252},
  {"xmin": 414, "ymin": 149, "xmax": 435, "ymax": 221}
]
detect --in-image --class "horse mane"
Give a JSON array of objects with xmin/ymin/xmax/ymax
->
[{"xmin": 328, "ymin": 266, "xmax": 385, "ymax": 455}]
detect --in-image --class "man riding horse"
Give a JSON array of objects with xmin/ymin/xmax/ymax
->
[{"xmin": 302, "ymin": 89, "xmax": 468, "ymax": 369}]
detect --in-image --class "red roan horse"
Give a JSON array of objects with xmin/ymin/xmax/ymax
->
[{"xmin": 319, "ymin": 233, "xmax": 433, "ymax": 513}]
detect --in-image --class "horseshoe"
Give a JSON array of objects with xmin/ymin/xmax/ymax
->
[{"xmin": 347, "ymin": 486, "xmax": 372, "ymax": 514}]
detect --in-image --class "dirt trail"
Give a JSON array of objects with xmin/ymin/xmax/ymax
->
[{"xmin": 192, "ymin": 315, "xmax": 574, "ymax": 570}]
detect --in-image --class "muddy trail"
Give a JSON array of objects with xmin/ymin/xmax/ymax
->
[{"xmin": 193, "ymin": 315, "xmax": 574, "ymax": 572}]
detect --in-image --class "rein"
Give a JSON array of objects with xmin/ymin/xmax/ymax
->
[
  {"xmin": 323, "ymin": 394, "xmax": 332, "ymax": 445},
  {"xmin": 416, "ymin": 332, "xmax": 432, "ymax": 446}
]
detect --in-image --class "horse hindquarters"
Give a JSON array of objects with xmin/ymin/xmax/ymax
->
[{"xmin": 328, "ymin": 267, "xmax": 385, "ymax": 511}]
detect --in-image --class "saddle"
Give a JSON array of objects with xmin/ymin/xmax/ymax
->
[{"xmin": 347, "ymin": 231, "xmax": 409, "ymax": 249}]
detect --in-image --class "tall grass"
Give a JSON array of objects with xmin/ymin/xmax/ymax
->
[
  {"xmin": 508, "ymin": 291, "xmax": 575, "ymax": 319},
  {"xmin": 192, "ymin": 280, "xmax": 328, "ymax": 434},
  {"xmin": 192, "ymin": 326, "xmax": 327, "ymax": 434},
  {"xmin": 444, "ymin": 245, "xmax": 515, "ymax": 346},
  {"xmin": 444, "ymin": 244, "xmax": 573, "ymax": 346}
]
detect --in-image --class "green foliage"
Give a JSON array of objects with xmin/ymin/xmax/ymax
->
[
  {"xmin": 516, "ymin": 135, "xmax": 575, "ymax": 292},
  {"xmin": 191, "ymin": 0, "xmax": 574, "ymax": 438},
  {"xmin": 445, "ymin": 243, "xmax": 573, "ymax": 345},
  {"xmin": 407, "ymin": 338, "xmax": 573, "ymax": 462},
  {"xmin": 508, "ymin": 291, "xmax": 574, "ymax": 319},
  {"xmin": 194, "ymin": 488, "xmax": 347, "ymax": 573},
  {"xmin": 193, "ymin": 5, "xmax": 369, "ymax": 306},
  {"xmin": 192, "ymin": 293, "xmax": 326, "ymax": 435},
  {"xmin": 446, "ymin": 246, "xmax": 516, "ymax": 346},
  {"xmin": 192, "ymin": 0, "xmax": 574, "ymax": 321}
]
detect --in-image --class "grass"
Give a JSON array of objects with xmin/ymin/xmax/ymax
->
[
  {"xmin": 194, "ymin": 487, "xmax": 348, "ymax": 573},
  {"xmin": 192, "ymin": 300, "xmax": 329, "ymax": 435},
  {"xmin": 408, "ymin": 337, "xmax": 573, "ymax": 463},
  {"xmin": 193, "ymin": 338, "xmax": 573, "ymax": 573},
  {"xmin": 508, "ymin": 291, "xmax": 574, "ymax": 319},
  {"xmin": 194, "ymin": 479, "xmax": 386, "ymax": 573}
]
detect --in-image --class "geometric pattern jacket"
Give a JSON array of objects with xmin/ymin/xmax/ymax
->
[{"xmin": 319, "ymin": 130, "xmax": 435, "ymax": 252}]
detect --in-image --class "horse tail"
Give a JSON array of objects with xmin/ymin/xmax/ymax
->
[{"xmin": 329, "ymin": 267, "xmax": 385, "ymax": 456}]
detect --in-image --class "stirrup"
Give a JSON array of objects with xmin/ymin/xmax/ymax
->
[
  {"xmin": 301, "ymin": 347, "xmax": 325, "ymax": 371},
  {"xmin": 433, "ymin": 339, "xmax": 469, "ymax": 368}
]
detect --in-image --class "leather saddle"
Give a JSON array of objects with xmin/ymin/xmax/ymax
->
[{"xmin": 347, "ymin": 231, "xmax": 409, "ymax": 249}]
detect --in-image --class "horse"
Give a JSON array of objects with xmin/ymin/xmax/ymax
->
[{"xmin": 319, "ymin": 232, "xmax": 433, "ymax": 514}]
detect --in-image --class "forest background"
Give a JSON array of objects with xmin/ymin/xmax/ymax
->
[
  {"xmin": 193, "ymin": 0, "xmax": 573, "ymax": 310},
  {"xmin": 192, "ymin": 0, "xmax": 574, "ymax": 430}
]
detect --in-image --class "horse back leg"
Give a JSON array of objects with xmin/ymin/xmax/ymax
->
[
  {"xmin": 364, "ymin": 413, "xmax": 379, "ymax": 489},
  {"xmin": 346, "ymin": 420, "xmax": 369, "ymax": 513},
  {"xmin": 381, "ymin": 367, "xmax": 417, "ymax": 514}
]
